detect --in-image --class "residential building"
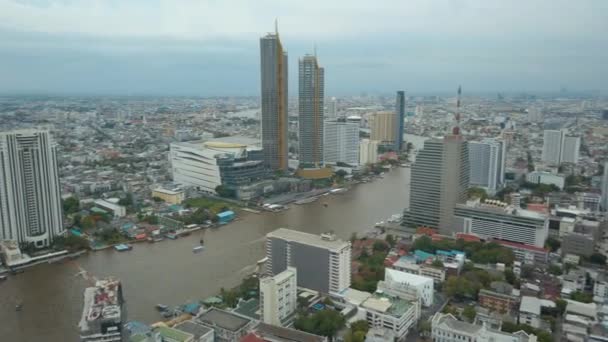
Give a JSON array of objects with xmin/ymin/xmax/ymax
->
[
  {"xmin": 265, "ymin": 228, "xmax": 351, "ymax": 294},
  {"xmin": 562, "ymin": 232, "xmax": 595, "ymax": 258},
  {"xmin": 369, "ymin": 112, "xmax": 396, "ymax": 144},
  {"xmin": 78, "ymin": 278, "xmax": 125, "ymax": 342},
  {"xmin": 394, "ymin": 91, "xmax": 405, "ymax": 151},
  {"xmin": 94, "ymin": 199, "xmax": 126, "ymax": 218},
  {"xmin": 402, "ymin": 135, "xmax": 469, "ymax": 234},
  {"xmin": 260, "ymin": 28, "xmax": 288, "ymax": 171},
  {"xmin": 541, "ymin": 130, "xmax": 563, "ymax": 164},
  {"xmin": 170, "ymin": 138, "xmax": 265, "ymax": 194},
  {"xmin": 361, "ymin": 293, "xmax": 420, "ymax": 340},
  {"xmin": 323, "ymin": 118, "xmax": 359, "ymax": 166},
  {"xmin": 196, "ymin": 308, "xmax": 256, "ymax": 342},
  {"xmin": 154, "ymin": 326, "xmax": 196, "ymax": 342},
  {"xmin": 359, "ymin": 139, "xmax": 380, "ymax": 165},
  {"xmin": 519, "ymin": 296, "xmax": 556, "ymax": 329},
  {"xmin": 252, "ymin": 323, "xmax": 328, "ymax": 342},
  {"xmin": 298, "ymin": 54, "xmax": 324, "ymax": 168},
  {"xmin": 602, "ymin": 161, "xmax": 608, "ymax": 212},
  {"xmin": 431, "ymin": 313, "xmax": 535, "ymax": 342},
  {"xmin": 478, "ymin": 289, "xmax": 519, "ymax": 313},
  {"xmin": 0, "ymin": 130, "xmax": 64, "ymax": 248},
  {"xmin": 455, "ymin": 199, "xmax": 549, "ymax": 247},
  {"xmin": 259, "ymin": 267, "xmax": 297, "ymax": 327},
  {"xmin": 494, "ymin": 239, "xmax": 549, "ymax": 264},
  {"xmin": 576, "ymin": 192, "xmax": 602, "ymax": 212},
  {"xmin": 561, "ymin": 135, "xmax": 581, "ymax": 164},
  {"xmin": 468, "ymin": 138, "xmax": 506, "ymax": 194},
  {"xmin": 173, "ymin": 321, "xmax": 214, "ymax": 342},
  {"xmin": 526, "ymin": 171, "xmax": 565, "ymax": 190},
  {"xmin": 152, "ymin": 187, "xmax": 185, "ymax": 204},
  {"xmin": 326, "ymin": 97, "xmax": 337, "ymax": 119},
  {"xmin": 593, "ymin": 278, "xmax": 608, "ymax": 302},
  {"xmin": 378, "ymin": 268, "xmax": 434, "ymax": 307},
  {"xmin": 392, "ymin": 256, "xmax": 447, "ymax": 284}
]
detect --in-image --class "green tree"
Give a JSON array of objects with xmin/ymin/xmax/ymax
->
[
  {"xmin": 373, "ymin": 241, "xmax": 388, "ymax": 252},
  {"xmin": 295, "ymin": 310, "xmax": 346, "ymax": 341},
  {"xmin": 152, "ymin": 196, "xmax": 164, "ymax": 203},
  {"xmin": 62, "ymin": 196, "xmax": 80, "ymax": 214},
  {"xmin": 545, "ymin": 237, "xmax": 561, "ymax": 252},
  {"xmin": 590, "ymin": 253, "xmax": 607, "ymax": 265},
  {"xmin": 548, "ymin": 264, "xmax": 563, "ymax": 276},
  {"xmin": 462, "ymin": 305, "xmax": 476, "ymax": 322},
  {"xmin": 335, "ymin": 169, "xmax": 348, "ymax": 178},
  {"xmin": 468, "ymin": 187, "xmax": 488, "ymax": 200},
  {"xmin": 504, "ymin": 268, "xmax": 516, "ymax": 285},
  {"xmin": 570, "ymin": 291, "xmax": 593, "ymax": 303},
  {"xmin": 555, "ymin": 299, "xmax": 567, "ymax": 315},
  {"xmin": 118, "ymin": 193, "xmax": 133, "ymax": 207},
  {"xmin": 350, "ymin": 320, "xmax": 369, "ymax": 334},
  {"xmin": 385, "ymin": 234, "xmax": 396, "ymax": 247},
  {"xmin": 412, "ymin": 235, "xmax": 434, "ymax": 253},
  {"xmin": 431, "ymin": 259, "xmax": 444, "ymax": 268}
]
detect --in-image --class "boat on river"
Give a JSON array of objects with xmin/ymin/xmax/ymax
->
[
  {"xmin": 114, "ymin": 244, "xmax": 132, "ymax": 252},
  {"xmin": 155, "ymin": 304, "xmax": 169, "ymax": 311},
  {"xmin": 295, "ymin": 197, "xmax": 318, "ymax": 205},
  {"xmin": 192, "ymin": 246, "xmax": 204, "ymax": 253}
]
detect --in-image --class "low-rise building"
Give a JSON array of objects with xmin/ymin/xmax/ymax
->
[
  {"xmin": 431, "ymin": 313, "xmax": 535, "ymax": 342},
  {"xmin": 562, "ymin": 232, "xmax": 595, "ymax": 258},
  {"xmin": 519, "ymin": 296, "xmax": 556, "ymax": 329},
  {"xmin": 494, "ymin": 239, "xmax": 549, "ymax": 264},
  {"xmin": 78, "ymin": 278, "xmax": 125, "ymax": 342},
  {"xmin": 593, "ymin": 278, "xmax": 608, "ymax": 303},
  {"xmin": 93, "ymin": 198, "xmax": 126, "ymax": 218},
  {"xmin": 378, "ymin": 268, "xmax": 434, "ymax": 307},
  {"xmin": 360, "ymin": 293, "xmax": 420, "ymax": 340},
  {"xmin": 152, "ymin": 187, "xmax": 185, "ymax": 204},
  {"xmin": 526, "ymin": 171, "xmax": 565, "ymax": 189},
  {"xmin": 173, "ymin": 321, "xmax": 214, "ymax": 342},
  {"xmin": 196, "ymin": 308, "xmax": 256, "ymax": 342},
  {"xmin": 478, "ymin": 289, "xmax": 519, "ymax": 313},
  {"xmin": 252, "ymin": 322, "xmax": 328, "ymax": 342}
]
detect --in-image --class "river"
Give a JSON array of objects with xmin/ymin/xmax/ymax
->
[{"xmin": 0, "ymin": 167, "xmax": 410, "ymax": 341}]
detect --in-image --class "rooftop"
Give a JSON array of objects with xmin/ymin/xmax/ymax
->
[
  {"xmin": 155, "ymin": 326, "xmax": 194, "ymax": 342},
  {"xmin": 196, "ymin": 308, "xmax": 252, "ymax": 332},
  {"xmin": 362, "ymin": 293, "xmax": 413, "ymax": 317},
  {"xmin": 385, "ymin": 268, "xmax": 433, "ymax": 287},
  {"xmin": 174, "ymin": 320, "xmax": 213, "ymax": 339},
  {"xmin": 267, "ymin": 228, "xmax": 350, "ymax": 251},
  {"xmin": 255, "ymin": 322, "xmax": 327, "ymax": 342},
  {"xmin": 79, "ymin": 278, "xmax": 123, "ymax": 333}
]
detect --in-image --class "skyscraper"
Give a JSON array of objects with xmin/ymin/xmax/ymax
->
[
  {"xmin": 0, "ymin": 130, "xmax": 64, "ymax": 248},
  {"xmin": 298, "ymin": 54, "xmax": 325, "ymax": 168},
  {"xmin": 541, "ymin": 130, "xmax": 563, "ymax": 165},
  {"xmin": 323, "ymin": 118, "xmax": 360, "ymax": 165},
  {"xmin": 602, "ymin": 161, "xmax": 608, "ymax": 212},
  {"xmin": 369, "ymin": 112, "xmax": 397, "ymax": 144},
  {"xmin": 561, "ymin": 135, "xmax": 580, "ymax": 164},
  {"xmin": 260, "ymin": 26, "xmax": 288, "ymax": 171},
  {"xmin": 327, "ymin": 97, "xmax": 338, "ymax": 119},
  {"xmin": 395, "ymin": 91, "xmax": 405, "ymax": 151},
  {"xmin": 468, "ymin": 138, "xmax": 506, "ymax": 194}
]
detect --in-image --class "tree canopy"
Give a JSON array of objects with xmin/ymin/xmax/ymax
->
[{"xmin": 295, "ymin": 310, "xmax": 346, "ymax": 340}]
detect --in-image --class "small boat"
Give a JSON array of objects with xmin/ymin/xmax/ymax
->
[
  {"xmin": 0, "ymin": 275, "xmax": 7, "ymax": 281},
  {"xmin": 161, "ymin": 311, "xmax": 175, "ymax": 318},
  {"xmin": 15, "ymin": 303, "xmax": 22, "ymax": 311},
  {"xmin": 193, "ymin": 246, "xmax": 204, "ymax": 253},
  {"xmin": 166, "ymin": 233, "xmax": 178, "ymax": 240},
  {"xmin": 200, "ymin": 239, "xmax": 204, "ymax": 245},
  {"xmin": 114, "ymin": 244, "xmax": 132, "ymax": 252},
  {"xmin": 155, "ymin": 304, "xmax": 169, "ymax": 311},
  {"xmin": 10, "ymin": 269, "xmax": 24, "ymax": 275},
  {"xmin": 323, "ymin": 203, "xmax": 328, "ymax": 208}
]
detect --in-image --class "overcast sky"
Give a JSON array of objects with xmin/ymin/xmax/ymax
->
[{"xmin": 1, "ymin": 0, "xmax": 607, "ymax": 96}]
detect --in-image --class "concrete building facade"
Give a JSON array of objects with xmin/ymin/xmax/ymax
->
[
  {"xmin": 369, "ymin": 112, "xmax": 396, "ymax": 144},
  {"xmin": 260, "ymin": 267, "xmax": 297, "ymax": 327},
  {"xmin": 0, "ymin": 130, "xmax": 64, "ymax": 248},
  {"xmin": 323, "ymin": 119, "xmax": 359, "ymax": 166},
  {"xmin": 359, "ymin": 139, "xmax": 380, "ymax": 165},
  {"xmin": 394, "ymin": 91, "xmax": 405, "ymax": 151},
  {"xmin": 298, "ymin": 55, "xmax": 325, "ymax": 168},
  {"xmin": 468, "ymin": 138, "xmax": 506, "ymax": 194}
]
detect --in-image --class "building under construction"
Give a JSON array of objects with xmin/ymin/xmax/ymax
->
[{"xmin": 79, "ymin": 277, "xmax": 125, "ymax": 342}]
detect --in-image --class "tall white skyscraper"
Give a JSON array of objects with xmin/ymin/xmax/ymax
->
[
  {"xmin": 542, "ymin": 130, "xmax": 580, "ymax": 165},
  {"xmin": 260, "ymin": 267, "xmax": 297, "ymax": 327},
  {"xmin": 542, "ymin": 130, "xmax": 564, "ymax": 165},
  {"xmin": 468, "ymin": 139, "xmax": 506, "ymax": 194},
  {"xmin": 0, "ymin": 130, "xmax": 64, "ymax": 248},
  {"xmin": 602, "ymin": 161, "xmax": 608, "ymax": 212},
  {"xmin": 323, "ymin": 118, "xmax": 359, "ymax": 165}
]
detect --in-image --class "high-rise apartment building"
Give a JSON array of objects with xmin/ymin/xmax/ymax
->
[
  {"xmin": 298, "ymin": 55, "xmax": 324, "ymax": 168},
  {"xmin": 369, "ymin": 111, "xmax": 397, "ymax": 144},
  {"xmin": 395, "ymin": 91, "xmax": 405, "ymax": 151},
  {"xmin": 260, "ymin": 28, "xmax": 288, "ymax": 171},
  {"xmin": 359, "ymin": 139, "xmax": 380, "ymax": 165},
  {"xmin": 468, "ymin": 138, "xmax": 506, "ymax": 194},
  {"xmin": 0, "ymin": 130, "xmax": 64, "ymax": 248},
  {"xmin": 323, "ymin": 119, "xmax": 359, "ymax": 165},
  {"xmin": 541, "ymin": 130, "xmax": 580, "ymax": 165},
  {"xmin": 265, "ymin": 228, "xmax": 351, "ymax": 294},
  {"xmin": 602, "ymin": 161, "xmax": 608, "ymax": 212},
  {"xmin": 327, "ymin": 97, "xmax": 338, "ymax": 119},
  {"xmin": 260, "ymin": 267, "xmax": 297, "ymax": 327},
  {"xmin": 402, "ymin": 135, "xmax": 469, "ymax": 234}
]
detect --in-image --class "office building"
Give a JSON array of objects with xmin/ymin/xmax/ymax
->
[
  {"xmin": 326, "ymin": 97, "xmax": 337, "ymax": 119},
  {"xmin": 359, "ymin": 139, "xmax": 380, "ymax": 165},
  {"xmin": 260, "ymin": 28, "xmax": 288, "ymax": 171},
  {"xmin": 196, "ymin": 308, "xmax": 256, "ymax": 342},
  {"xmin": 79, "ymin": 278, "xmax": 125, "ymax": 342},
  {"xmin": 260, "ymin": 267, "xmax": 297, "ymax": 327},
  {"xmin": 152, "ymin": 187, "xmax": 185, "ymax": 205},
  {"xmin": 170, "ymin": 137, "xmax": 265, "ymax": 194},
  {"xmin": 468, "ymin": 139, "xmax": 506, "ymax": 194},
  {"xmin": 602, "ymin": 161, "xmax": 608, "ymax": 211},
  {"xmin": 526, "ymin": 171, "xmax": 565, "ymax": 189},
  {"xmin": 542, "ymin": 130, "xmax": 563, "ymax": 164},
  {"xmin": 394, "ymin": 91, "xmax": 405, "ymax": 151},
  {"xmin": 369, "ymin": 111, "xmax": 397, "ymax": 144},
  {"xmin": 541, "ymin": 130, "xmax": 580, "ymax": 165},
  {"xmin": 361, "ymin": 293, "xmax": 420, "ymax": 340},
  {"xmin": 378, "ymin": 268, "xmax": 434, "ymax": 307},
  {"xmin": 455, "ymin": 199, "xmax": 549, "ymax": 247},
  {"xmin": 323, "ymin": 118, "xmax": 359, "ymax": 166},
  {"xmin": 562, "ymin": 232, "xmax": 595, "ymax": 258},
  {"xmin": 431, "ymin": 313, "xmax": 535, "ymax": 342},
  {"xmin": 402, "ymin": 135, "xmax": 469, "ymax": 234},
  {"xmin": 298, "ymin": 54, "xmax": 325, "ymax": 168},
  {"xmin": 265, "ymin": 228, "xmax": 351, "ymax": 294},
  {"xmin": 0, "ymin": 130, "xmax": 64, "ymax": 248}
]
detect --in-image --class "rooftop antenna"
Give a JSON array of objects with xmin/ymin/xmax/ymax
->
[
  {"xmin": 452, "ymin": 85, "xmax": 462, "ymax": 135},
  {"xmin": 275, "ymin": 18, "xmax": 279, "ymax": 36}
]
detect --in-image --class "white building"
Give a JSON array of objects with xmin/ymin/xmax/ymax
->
[
  {"xmin": 526, "ymin": 171, "xmax": 565, "ymax": 190},
  {"xmin": 431, "ymin": 313, "xmax": 535, "ymax": 342},
  {"xmin": 541, "ymin": 130, "xmax": 580, "ymax": 165},
  {"xmin": 593, "ymin": 279, "xmax": 608, "ymax": 303},
  {"xmin": 170, "ymin": 137, "xmax": 264, "ymax": 194},
  {"xmin": 0, "ymin": 130, "xmax": 64, "ymax": 248},
  {"xmin": 260, "ymin": 267, "xmax": 297, "ymax": 327},
  {"xmin": 94, "ymin": 199, "xmax": 126, "ymax": 218},
  {"xmin": 601, "ymin": 161, "xmax": 608, "ymax": 212},
  {"xmin": 326, "ymin": 97, "xmax": 338, "ymax": 118},
  {"xmin": 323, "ymin": 119, "xmax": 359, "ymax": 166},
  {"xmin": 266, "ymin": 229, "xmax": 351, "ymax": 294},
  {"xmin": 359, "ymin": 139, "xmax": 380, "ymax": 165},
  {"xmin": 379, "ymin": 268, "xmax": 434, "ymax": 307},
  {"xmin": 519, "ymin": 296, "xmax": 556, "ymax": 329},
  {"xmin": 561, "ymin": 135, "xmax": 580, "ymax": 164},
  {"xmin": 360, "ymin": 293, "xmax": 420, "ymax": 340},
  {"xmin": 468, "ymin": 138, "xmax": 506, "ymax": 194}
]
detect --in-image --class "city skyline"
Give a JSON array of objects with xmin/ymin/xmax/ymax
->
[{"xmin": 1, "ymin": 1, "xmax": 607, "ymax": 95}]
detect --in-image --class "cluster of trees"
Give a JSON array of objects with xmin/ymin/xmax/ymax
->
[
  {"xmin": 138, "ymin": 214, "xmax": 159, "ymax": 225},
  {"xmin": 53, "ymin": 235, "xmax": 90, "ymax": 252},
  {"xmin": 520, "ymin": 182, "xmax": 560, "ymax": 198},
  {"xmin": 93, "ymin": 227, "xmax": 124, "ymax": 245},
  {"xmin": 467, "ymin": 187, "xmax": 488, "ymax": 200},
  {"xmin": 443, "ymin": 268, "xmax": 502, "ymax": 300},
  {"xmin": 62, "ymin": 196, "xmax": 80, "ymax": 215},
  {"xmin": 219, "ymin": 276, "xmax": 259, "ymax": 308},
  {"xmin": 215, "ymin": 185, "xmax": 235, "ymax": 198},
  {"xmin": 351, "ymin": 240, "xmax": 389, "ymax": 292},
  {"xmin": 294, "ymin": 309, "xmax": 345, "ymax": 341},
  {"xmin": 501, "ymin": 322, "xmax": 552, "ymax": 342},
  {"xmin": 412, "ymin": 236, "xmax": 515, "ymax": 265},
  {"xmin": 588, "ymin": 253, "xmax": 607, "ymax": 265},
  {"xmin": 178, "ymin": 208, "xmax": 218, "ymax": 225},
  {"xmin": 544, "ymin": 237, "xmax": 561, "ymax": 252},
  {"xmin": 570, "ymin": 291, "xmax": 593, "ymax": 303},
  {"xmin": 80, "ymin": 213, "xmax": 111, "ymax": 230},
  {"xmin": 344, "ymin": 320, "xmax": 369, "ymax": 342}
]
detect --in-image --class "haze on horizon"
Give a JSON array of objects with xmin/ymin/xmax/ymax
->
[{"xmin": 0, "ymin": 0, "xmax": 607, "ymax": 96}]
